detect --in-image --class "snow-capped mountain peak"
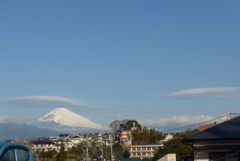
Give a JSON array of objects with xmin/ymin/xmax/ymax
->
[{"xmin": 35, "ymin": 107, "xmax": 109, "ymax": 132}]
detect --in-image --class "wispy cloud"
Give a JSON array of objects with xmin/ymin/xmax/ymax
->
[
  {"xmin": 0, "ymin": 96, "xmax": 90, "ymax": 108},
  {"xmin": 140, "ymin": 115, "xmax": 227, "ymax": 132},
  {"xmin": 108, "ymin": 113, "xmax": 126, "ymax": 119},
  {"xmin": 166, "ymin": 87, "xmax": 240, "ymax": 99},
  {"xmin": 0, "ymin": 115, "xmax": 31, "ymax": 124}
]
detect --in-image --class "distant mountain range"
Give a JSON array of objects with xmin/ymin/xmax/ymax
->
[
  {"xmin": 0, "ymin": 107, "xmax": 110, "ymax": 141},
  {"xmin": 0, "ymin": 123, "xmax": 60, "ymax": 141}
]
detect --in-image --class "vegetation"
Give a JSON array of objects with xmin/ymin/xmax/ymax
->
[
  {"xmin": 113, "ymin": 143, "xmax": 123, "ymax": 160},
  {"xmin": 174, "ymin": 128, "xmax": 199, "ymax": 138},
  {"xmin": 131, "ymin": 127, "xmax": 165, "ymax": 145},
  {"xmin": 155, "ymin": 138, "xmax": 192, "ymax": 161},
  {"xmin": 57, "ymin": 147, "xmax": 67, "ymax": 161},
  {"xmin": 120, "ymin": 120, "xmax": 142, "ymax": 130},
  {"xmin": 32, "ymin": 121, "xmax": 199, "ymax": 161},
  {"xmin": 109, "ymin": 119, "xmax": 129, "ymax": 131}
]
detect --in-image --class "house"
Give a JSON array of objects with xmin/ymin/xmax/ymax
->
[
  {"xmin": 120, "ymin": 130, "xmax": 132, "ymax": 146},
  {"xmin": 129, "ymin": 143, "xmax": 163, "ymax": 159},
  {"xmin": 71, "ymin": 134, "xmax": 84, "ymax": 145},
  {"xmin": 182, "ymin": 116, "xmax": 240, "ymax": 161},
  {"xmin": 31, "ymin": 140, "xmax": 56, "ymax": 152},
  {"xmin": 199, "ymin": 124, "xmax": 216, "ymax": 131}
]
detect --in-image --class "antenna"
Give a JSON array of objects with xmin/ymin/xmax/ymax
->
[{"xmin": 226, "ymin": 108, "xmax": 231, "ymax": 120}]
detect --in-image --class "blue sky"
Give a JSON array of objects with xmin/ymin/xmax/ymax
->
[{"xmin": 0, "ymin": 0, "xmax": 240, "ymax": 132}]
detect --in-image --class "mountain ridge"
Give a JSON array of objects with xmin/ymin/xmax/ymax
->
[
  {"xmin": 33, "ymin": 107, "xmax": 110, "ymax": 132},
  {"xmin": 0, "ymin": 123, "xmax": 60, "ymax": 141}
]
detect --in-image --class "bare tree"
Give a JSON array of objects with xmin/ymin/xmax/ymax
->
[{"xmin": 109, "ymin": 120, "xmax": 129, "ymax": 132}]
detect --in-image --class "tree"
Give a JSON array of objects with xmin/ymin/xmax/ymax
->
[
  {"xmin": 174, "ymin": 129, "xmax": 199, "ymax": 138},
  {"xmin": 57, "ymin": 146, "xmax": 67, "ymax": 161},
  {"xmin": 109, "ymin": 120, "xmax": 129, "ymax": 131},
  {"xmin": 131, "ymin": 127, "xmax": 164, "ymax": 145},
  {"xmin": 120, "ymin": 120, "xmax": 142, "ymax": 130},
  {"xmin": 158, "ymin": 138, "xmax": 192, "ymax": 161},
  {"xmin": 113, "ymin": 143, "xmax": 123, "ymax": 160}
]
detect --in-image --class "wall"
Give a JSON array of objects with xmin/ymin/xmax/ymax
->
[
  {"xmin": 157, "ymin": 153, "xmax": 176, "ymax": 161},
  {"xmin": 195, "ymin": 152, "xmax": 209, "ymax": 161}
]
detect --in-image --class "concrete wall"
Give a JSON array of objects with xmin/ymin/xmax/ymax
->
[{"xmin": 157, "ymin": 153, "xmax": 176, "ymax": 161}]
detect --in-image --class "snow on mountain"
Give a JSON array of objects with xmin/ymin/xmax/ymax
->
[{"xmin": 34, "ymin": 107, "xmax": 110, "ymax": 132}]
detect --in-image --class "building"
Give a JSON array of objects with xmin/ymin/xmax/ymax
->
[
  {"xmin": 120, "ymin": 130, "xmax": 132, "ymax": 146},
  {"xmin": 182, "ymin": 116, "xmax": 240, "ymax": 161},
  {"xmin": 31, "ymin": 140, "xmax": 57, "ymax": 152},
  {"xmin": 129, "ymin": 143, "xmax": 163, "ymax": 159},
  {"xmin": 198, "ymin": 124, "xmax": 216, "ymax": 131}
]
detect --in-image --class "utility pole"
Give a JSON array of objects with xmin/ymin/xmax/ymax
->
[
  {"xmin": 101, "ymin": 141, "xmax": 104, "ymax": 161},
  {"xmin": 86, "ymin": 134, "xmax": 88, "ymax": 161},
  {"xmin": 110, "ymin": 133, "xmax": 113, "ymax": 161}
]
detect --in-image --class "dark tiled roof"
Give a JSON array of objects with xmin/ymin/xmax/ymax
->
[
  {"xmin": 59, "ymin": 134, "xmax": 69, "ymax": 137},
  {"xmin": 183, "ymin": 116, "xmax": 240, "ymax": 142}
]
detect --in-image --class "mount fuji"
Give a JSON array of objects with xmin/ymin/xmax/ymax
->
[{"xmin": 33, "ymin": 107, "xmax": 110, "ymax": 133}]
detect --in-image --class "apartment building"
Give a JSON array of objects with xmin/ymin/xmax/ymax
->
[{"xmin": 129, "ymin": 143, "xmax": 163, "ymax": 159}]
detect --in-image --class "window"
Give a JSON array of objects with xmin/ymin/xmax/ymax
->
[
  {"xmin": 142, "ymin": 147, "xmax": 146, "ymax": 150},
  {"xmin": 0, "ymin": 146, "xmax": 16, "ymax": 161},
  {"xmin": 147, "ymin": 147, "xmax": 151, "ymax": 150},
  {"xmin": 16, "ymin": 146, "xmax": 30, "ymax": 161}
]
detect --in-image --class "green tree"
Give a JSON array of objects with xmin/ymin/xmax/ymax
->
[
  {"xmin": 113, "ymin": 143, "xmax": 123, "ymax": 160},
  {"xmin": 120, "ymin": 120, "xmax": 142, "ymax": 130},
  {"xmin": 131, "ymin": 128, "xmax": 164, "ymax": 145},
  {"xmin": 174, "ymin": 129, "xmax": 199, "ymax": 138},
  {"xmin": 160, "ymin": 138, "xmax": 192, "ymax": 160},
  {"xmin": 57, "ymin": 147, "xmax": 67, "ymax": 161}
]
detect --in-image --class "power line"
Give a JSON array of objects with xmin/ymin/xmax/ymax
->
[{"xmin": 164, "ymin": 115, "xmax": 227, "ymax": 132}]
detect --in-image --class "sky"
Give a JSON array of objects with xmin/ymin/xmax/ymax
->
[{"xmin": 0, "ymin": 0, "xmax": 240, "ymax": 132}]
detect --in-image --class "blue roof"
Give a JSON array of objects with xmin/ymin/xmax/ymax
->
[
  {"xmin": 120, "ymin": 159, "xmax": 142, "ymax": 161},
  {"xmin": 138, "ymin": 143, "xmax": 162, "ymax": 145}
]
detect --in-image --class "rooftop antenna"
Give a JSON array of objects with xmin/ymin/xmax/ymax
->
[{"xmin": 226, "ymin": 108, "xmax": 230, "ymax": 120}]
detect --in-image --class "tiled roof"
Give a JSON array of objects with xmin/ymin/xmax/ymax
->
[
  {"xmin": 183, "ymin": 116, "xmax": 240, "ymax": 142},
  {"xmin": 199, "ymin": 124, "xmax": 216, "ymax": 131}
]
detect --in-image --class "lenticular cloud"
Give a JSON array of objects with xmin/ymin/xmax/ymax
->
[
  {"xmin": 0, "ymin": 96, "xmax": 85, "ymax": 108},
  {"xmin": 166, "ymin": 87, "xmax": 240, "ymax": 98}
]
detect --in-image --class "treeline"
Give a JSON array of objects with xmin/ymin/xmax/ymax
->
[{"xmin": 131, "ymin": 127, "xmax": 165, "ymax": 145}]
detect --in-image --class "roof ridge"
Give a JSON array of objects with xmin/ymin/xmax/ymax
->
[{"xmin": 226, "ymin": 121, "xmax": 240, "ymax": 126}]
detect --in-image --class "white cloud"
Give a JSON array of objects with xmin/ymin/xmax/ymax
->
[
  {"xmin": 0, "ymin": 96, "xmax": 90, "ymax": 108},
  {"xmin": 0, "ymin": 115, "xmax": 31, "ymax": 124},
  {"xmin": 166, "ymin": 87, "xmax": 240, "ymax": 98},
  {"xmin": 140, "ymin": 115, "xmax": 227, "ymax": 132}
]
